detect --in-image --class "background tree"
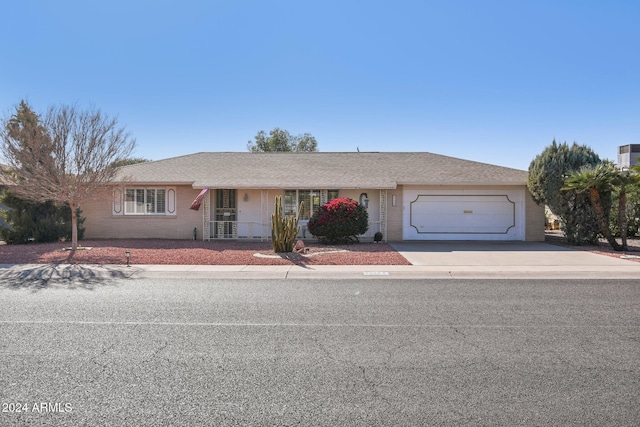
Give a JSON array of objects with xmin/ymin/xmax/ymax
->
[
  {"xmin": 528, "ymin": 140, "xmax": 601, "ymax": 245},
  {"xmin": 247, "ymin": 128, "xmax": 318, "ymax": 152},
  {"xmin": 112, "ymin": 157, "xmax": 151, "ymax": 167},
  {"xmin": 0, "ymin": 101, "xmax": 135, "ymax": 251}
]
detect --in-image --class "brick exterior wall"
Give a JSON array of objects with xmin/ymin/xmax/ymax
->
[
  {"xmin": 82, "ymin": 185, "xmax": 203, "ymax": 240},
  {"xmin": 81, "ymin": 184, "xmax": 545, "ymax": 242},
  {"xmin": 524, "ymin": 189, "xmax": 545, "ymax": 241}
]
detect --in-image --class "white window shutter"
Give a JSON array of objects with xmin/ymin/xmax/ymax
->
[
  {"xmin": 112, "ymin": 187, "xmax": 123, "ymax": 215},
  {"xmin": 167, "ymin": 187, "xmax": 176, "ymax": 215}
]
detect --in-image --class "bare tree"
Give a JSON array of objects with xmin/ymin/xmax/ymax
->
[{"xmin": 1, "ymin": 101, "xmax": 135, "ymax": 250}]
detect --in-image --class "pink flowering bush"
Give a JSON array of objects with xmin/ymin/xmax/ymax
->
[{"xmin": 307, "ymin": 197, "xmax": 369, "ymax": 244}]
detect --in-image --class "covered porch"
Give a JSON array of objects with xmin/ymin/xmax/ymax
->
[{"xmin": 197, "ymin": 188, "xmax": 388, "ymax": 242}]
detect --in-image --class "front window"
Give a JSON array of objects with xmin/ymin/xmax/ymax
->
[
  {"xmin": 284, "ymin": 189, "xmax": 322, "ymax": 220},
  {"xmin": 125, "ymin": 188, "xmax": 166, "ymax": 215}
]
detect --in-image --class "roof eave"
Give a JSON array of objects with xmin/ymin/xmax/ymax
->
[
  {"xmin": 193, "ymin": 182, "xmax": 398, "ymax": 190},
  {"xmin": 109, "ymin": 180, "xmax": 196, "ymax": 186},
  {"xmin": 397, "ymin": 181, "xmax": 528, "ymax": 186}
]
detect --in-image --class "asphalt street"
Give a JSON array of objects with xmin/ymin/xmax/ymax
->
[{"xmin": 1, "ymin": 277, "xmax": 639, "ymax": 426}]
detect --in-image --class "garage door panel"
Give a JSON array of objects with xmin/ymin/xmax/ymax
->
[{"xmin": 410, "ymin": 195, "xmax": 515, "ymax": 234}]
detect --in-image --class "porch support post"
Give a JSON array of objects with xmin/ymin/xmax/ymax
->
[
  {"xmin": 202, "ymin": 190, "xmax": 210, "ymax": 241},
  {"xmin": 380, "ymin": 189, "xmax": 387, "ymax": 242},
  {"xmin": 261, "ymin": 189, "xmax": 269, "ymax": 241}
]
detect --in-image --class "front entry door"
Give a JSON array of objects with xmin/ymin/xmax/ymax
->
[{"xmin": 215, "ymin": 189, "xmax": 237, "ymax": 238}]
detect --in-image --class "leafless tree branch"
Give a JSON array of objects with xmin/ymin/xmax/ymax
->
[{"xmin": 1, "ymin": 101, "xmax": 136, "ymax": 250}]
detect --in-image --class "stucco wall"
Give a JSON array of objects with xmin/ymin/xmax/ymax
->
[
  {"xmin": 386, "ymin": 187, "xmax": 403, "ymax": 241},
  {"xmin": 236, "ymin": 189, "xmax": 264, "ymax": 225}
]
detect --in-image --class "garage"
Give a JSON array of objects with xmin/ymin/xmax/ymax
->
[{"xmin": 402, "ymin": 188, "xmax": 526, "ymax": 241}]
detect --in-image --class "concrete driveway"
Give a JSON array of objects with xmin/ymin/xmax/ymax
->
[
  {"xmin": 389, "ymin": 241, "xmax": 634, "ymax": 266},
  {"xmin": 388, "ymin": 241, "xmax": 640, "ymax": 278}
]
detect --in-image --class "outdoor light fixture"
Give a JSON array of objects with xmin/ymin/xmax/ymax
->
[
  {"xmin": 359, "ymin": 193, "xmax": 369, "ymax": 209},
  {"xmin": 244, "ymin": 193, "xmax": 249, "ymax": 202},
  {"xmin": 125, "ymin": 251, "xmax": 131, "ymax": 267}
]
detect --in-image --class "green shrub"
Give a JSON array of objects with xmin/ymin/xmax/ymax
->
[
  {"xmin": 0, "ymin": 191, "xmax": 85, "ymax": 244},
  {"xmin": 307, "ymin": 197, "xmax": 368, "ymax": 244}
]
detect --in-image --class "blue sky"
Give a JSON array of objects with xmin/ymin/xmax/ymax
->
[{"xmin": 1, "ymin": 0, "xmax": 638, "ymax": 170}]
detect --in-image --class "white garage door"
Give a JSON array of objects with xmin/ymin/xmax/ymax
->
[{"xmin": 403, "ymin": 189, "xmax": 525, "ymax": 240}]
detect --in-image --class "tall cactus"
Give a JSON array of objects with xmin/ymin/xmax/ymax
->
[{"xmin": 271, "ymin": 195, "xmax": 303, "ymax": 252}]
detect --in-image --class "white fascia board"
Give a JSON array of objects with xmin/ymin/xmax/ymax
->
[
  {"xmin": 397, "ymin": 181, "xmax": 527, "ymax": 186},
  {"xmin": 193, "ymin": 182, "xmax": 398, "ymax": 189},
  {"xmin": 111, "ymin": 180, "xmax": 195, "ymax": 186}
]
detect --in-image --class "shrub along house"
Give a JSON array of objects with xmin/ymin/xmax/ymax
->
[{"xmin": 81, "ymin": 152, "xmax": 545, "ymax": 242}]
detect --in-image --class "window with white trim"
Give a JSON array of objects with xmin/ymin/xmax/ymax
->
[
  {"xmin": 284, "ymin": 189, "xmax": 338, "ymax": 220},
  {"xmin": 124, "ymin": 188, "xmax": 167, "ymax": 215}
]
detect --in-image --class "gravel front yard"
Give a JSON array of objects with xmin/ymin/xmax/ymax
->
[
  {"xmin": 544, "ymin": 231, "xmax": 640, "ymax": 263},
  {"xmin": 0, "ymin": 240, "xmax": 411, "ymax": 266},
  {"xmin": 2, "ymin": 233, "xmax": 638, "ymax": 266}
]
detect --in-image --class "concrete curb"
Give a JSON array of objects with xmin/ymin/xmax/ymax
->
[{"xmin": 2, "ymin": 263, "xmax": 640, "ymax": 281}]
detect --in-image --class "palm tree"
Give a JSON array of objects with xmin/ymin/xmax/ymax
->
[
  {"xmin": 616, "ymin": 166, "xmax": 640, "ymax": 250},
  {"xmin": 563, "ymin": 162, "xmax": 622, "ymax": 251}
]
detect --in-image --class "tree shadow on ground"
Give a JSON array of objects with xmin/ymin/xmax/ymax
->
[
  {"xmin": 276, "ymin": 252, "xmax": 313, "ymax": 268},
  {"xmin": 0, "ymin": 264, "xmax": 132, "ymax": 291}
]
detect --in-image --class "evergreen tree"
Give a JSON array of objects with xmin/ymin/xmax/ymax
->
[
  {"xmin": 0, "ymin": 190, "xmax": 85, "ymax": 244},
  {"xmin": 528, "ymin": 140, "xmax": 601, "ymax": 244}
]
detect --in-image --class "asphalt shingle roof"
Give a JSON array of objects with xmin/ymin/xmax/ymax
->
[{"xmin": 113, "ymin": 152, "xmax": 528, "ymax": 189}]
